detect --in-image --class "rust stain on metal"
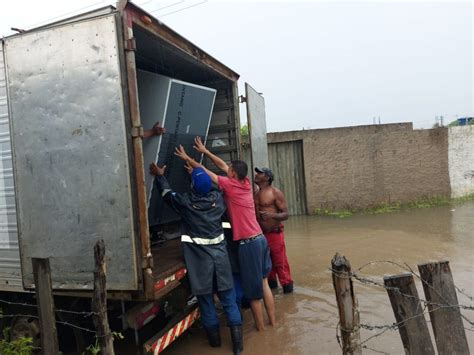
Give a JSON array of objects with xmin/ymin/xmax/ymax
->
[
  {"xmin": 141, "ymin": 15, "xmax": 152, "ymax": 25},
  {"xmin": 442, "ymin": 261, "xmax": 451, "ymax": 273},
  {"xmin": 122, "ymin": 9, "xmax": 152, "ymax": 280}
]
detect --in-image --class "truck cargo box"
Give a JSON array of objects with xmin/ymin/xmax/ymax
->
[{"xmin": 0, "ymin": 3, "xmax": 242, "ymax": 298}]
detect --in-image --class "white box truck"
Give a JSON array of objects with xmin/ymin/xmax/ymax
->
[{"xmin": 0, "ymin": 1, "xmax": 268, "ymax": 352}]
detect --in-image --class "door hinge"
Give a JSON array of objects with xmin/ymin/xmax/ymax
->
[
  {"xmin": 239, "ymin": 95, "xmax": 247, "ymax": 103},
  {"xmin": 124, "ymin": 37, "xmax": 137, "ymax": 51},
  {"xmin": 131, "ymin": 125, "xmax": 144, "ymax": 138},
  {"xmin": 142, "ymin": 253, "xmax": 154, "ymax": 269}
]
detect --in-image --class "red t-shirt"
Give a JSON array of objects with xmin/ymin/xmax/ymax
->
[{"xmin": 217, "ymin": 176, "xmax": 262, "ymax": 241}]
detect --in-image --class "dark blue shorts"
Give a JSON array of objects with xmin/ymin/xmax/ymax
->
[{"xmin": 238, "ymin": 234, "xmax": 272, "ymax": 300}]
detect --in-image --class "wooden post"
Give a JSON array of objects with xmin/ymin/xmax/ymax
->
[
  {"xmin": 331, "ymin": 253, "xmax": 361, "ymax": 355},
  {"xmin": 92, "ymin": 240, "xmax": 115, "ymax": 355},
  {"xmin": 383, "ymin": 273, "xmax": 435, "ymax": 355},
  {"xmin": 32, "ymin": 257, "xmax": 60, "ymax": 355},
  {"xmin": 418, "ymin": 261, "xmax": 469, "ymax": 354}
]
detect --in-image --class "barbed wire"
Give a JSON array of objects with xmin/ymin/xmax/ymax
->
[
  {"xmin": 0, "ymin": 298, "xmax": 98, "ymax": 317},
  {"xmin": 337, "ymin": 304, "xmax": 444, "ymax": 352},
  {"xmin": 455, "ymin": 286, "xmax": 474, "ymax": 302},
  {"xmin": 330, "ymin": 265, "xmax": 474, "ymax": 318},
  {"xmin": 353, "ymin": 270, "xmax": 474, "ymax": 331},
  {"xmin": 362, "ymin": 344, "xmax": 390, "ymax": 354},
  {"xmin": 358, "ymin": 260, "xmax": 474, "ymax": 303},
  {"xmin": 331, "ymin": 259, "xmax": 474, "ymax": 353},
  {"xmin": 0, "ymin": 313, "xmax": 116, "ymax": 339},
  {"xmin": 333, "ymin": 268, "xmax": 470, "ymax": 304}
]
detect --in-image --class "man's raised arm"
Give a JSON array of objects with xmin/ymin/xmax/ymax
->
[
  {"xmin": 193, "ymin": 137, "xmax": 229, "ymax": 175},
  {"xmin": 174, "ymin": 145, "xmax": 219, "ymax": 184}
]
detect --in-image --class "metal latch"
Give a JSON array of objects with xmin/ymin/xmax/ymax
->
[
  {"xmin": 131, "ymin": 125, "xmax": 144, "ymax": 138},
  {"xmin": 124, "ymin": 37, "xmax": 137, "ymax": 51},
  {"xmin": 239, "ymin": 95, "xmax": 247, "ymax": 103}
]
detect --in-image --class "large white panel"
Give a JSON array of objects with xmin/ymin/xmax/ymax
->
[
  {"xmin": 137, "ymin": 70, "xmax": 170, "ymax": 202},
  {"xmin": 137, "ymin": 71, "xmax": 216, "ymax": 226}
]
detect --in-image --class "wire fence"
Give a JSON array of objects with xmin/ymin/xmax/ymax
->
[
  {"xmin": 330, "ymin": 259, "xmax": 474, "ymax": 354},
  {"xmin": 0, "ymin": 287, "xmax": 117, "ymax": 346}
]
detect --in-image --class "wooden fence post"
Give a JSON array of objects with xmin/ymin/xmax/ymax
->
[
  {"xmin": 32, "ymin": 257, "xmax": 60, "ymax": 355},
  {"xmin": 383, "ymin": 273, "xmax": 435, "ymax": 354},
  {"xmin": 92, "ymin": 240, "xmax": 115, "ymax": 355},
  {"xmin": 418, "ymin": 261, "xmax": 469, "ymax": 354},
  {"xmin": 331, "ymin": 253, "xmax": 361, "ymax": 355}
]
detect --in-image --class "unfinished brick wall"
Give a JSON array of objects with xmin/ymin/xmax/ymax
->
[{"xmin": 268, "ymin": 123, "xmax": 451, "ymax": 212}]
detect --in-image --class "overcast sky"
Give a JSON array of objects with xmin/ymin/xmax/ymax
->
[{"xmin": 1, "ymin": 0, "xmax": 472, "ymax": 132}]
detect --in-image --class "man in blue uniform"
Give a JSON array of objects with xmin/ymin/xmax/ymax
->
[{"xmin": 150, "ymin": 162, "xmax": 243, "ymax": 355}]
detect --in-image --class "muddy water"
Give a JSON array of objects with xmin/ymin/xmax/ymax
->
[{"xmin": 165, "ymin": 203, "xmax": 474, "ymax": 355}]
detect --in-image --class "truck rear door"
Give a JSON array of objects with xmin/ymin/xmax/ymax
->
[
  {"xmin": 4, "ymin": 13, "xmax": 139, "ymax": 291},
  {"xmin": 245, "ymin": 83, "xmax": 269, "ymax": 178}
]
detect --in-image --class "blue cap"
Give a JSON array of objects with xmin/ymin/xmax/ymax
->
[{"xmin": 191, "ymin": 167, "xmax": 212, "ymax": 195}]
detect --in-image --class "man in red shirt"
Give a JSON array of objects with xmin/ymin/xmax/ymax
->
[{"xmin": 174, "ymin": 137, "xmax": 275, "ymax": 331}]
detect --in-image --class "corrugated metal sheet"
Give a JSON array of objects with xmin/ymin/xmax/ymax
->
[
  {"xmin": 0, "ymin": 41, "xmax": 22, "ymax": 292},
  {"xmin": 242, "ymin": 139, "xmax": 307, "ymax": 216},
  {"xmin": 268, "ymin": 141, "xmax": 307, "ymax": 216}
]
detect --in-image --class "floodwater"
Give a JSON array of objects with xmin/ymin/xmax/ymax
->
[{"xmin": 164, "ymin": 203, "xmax": 474, "ymax": 355}]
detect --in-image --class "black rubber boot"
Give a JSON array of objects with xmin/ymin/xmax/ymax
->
[
  {"xmin": 268, "ymin": 278, "xmax": 278, "ymax": 289},
  {"xmin": 283, "ymin": 281, "xmax": 294, "ymax": 294},
  {"xmin": 205, "ymin": 327, "xmax": 221, "ymax": 347},
  {"xmin": 230, "ymin": 325, "xmax": 243, "ymax": 354}
]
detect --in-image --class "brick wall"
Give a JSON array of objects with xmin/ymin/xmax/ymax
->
[{"xmin": 268, "ymin": 123, "xmax": 452, "ymax": 212}]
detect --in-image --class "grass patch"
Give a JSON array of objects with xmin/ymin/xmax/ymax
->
[
  {"xmin": 315, "ymin": 209, "xmax": 353, "ymax": 218},
  {"xmin": 315, "ymin": 194, "xmax": 474, "ymax": 218}
]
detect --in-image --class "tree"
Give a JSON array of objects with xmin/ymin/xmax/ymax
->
[{"xmin": 240, "ymin": 124, "xmax": 249, "ymax": 137}]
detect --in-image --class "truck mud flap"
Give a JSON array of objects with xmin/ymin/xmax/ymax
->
[{"xmin": 143, "ymin": 304, "xmax": 199, "ymax": 354}]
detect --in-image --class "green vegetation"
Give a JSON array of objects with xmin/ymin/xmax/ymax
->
[
  {"xmin": 240, "ymin": 124, "xmax": 249, "ymax": 137},
  {"xmin": 314, "ymin": 209, "xmax": 354, "ymax": 218},
  {"xmin": 0, "ymin": 328, "xmax": 34, "ymax": 355},
  {"xmin": 315, "ymin": 195, "xmax": 474, "ymax": 218},
  {"xmin": 83, "ymin": 332, "xmax": 124, "ymax": 355}
]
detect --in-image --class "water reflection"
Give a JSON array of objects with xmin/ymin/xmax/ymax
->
[{"xmin": 164, "ymin": 203, "xmax": 474, "ymax": 355}]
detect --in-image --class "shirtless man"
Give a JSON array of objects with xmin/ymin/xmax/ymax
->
[{"xmin": 254, "ymin": 167, "xmax": 294, "ymax": 293}]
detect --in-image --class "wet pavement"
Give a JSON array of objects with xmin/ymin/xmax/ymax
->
[{"xmin": 164, "ymin": 202, "xmax": 474, "ymax": 355}]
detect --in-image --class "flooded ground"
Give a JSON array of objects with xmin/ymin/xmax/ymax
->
[{"xmin": 163, "ymin": 202, "xmax": 474, "ymax": 355}]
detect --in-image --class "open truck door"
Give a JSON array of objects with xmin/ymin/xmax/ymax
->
[{"xmin": 244, "ymin": 83, "xmax": 269, "ymax": 180}]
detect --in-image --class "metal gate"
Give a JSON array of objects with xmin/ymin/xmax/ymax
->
[{"xmin": 268, "ymin": 140, "xmax": 307, "ymax": 216}]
